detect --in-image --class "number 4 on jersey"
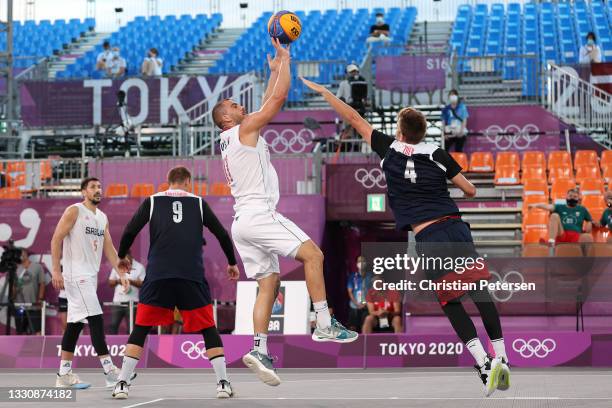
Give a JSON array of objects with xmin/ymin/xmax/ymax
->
[{"xmin": 404, "ymin": 159, "xmax": 417, "ymax": 183}]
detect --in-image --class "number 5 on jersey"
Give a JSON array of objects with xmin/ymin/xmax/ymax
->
[{"xmin": 172, "ymin": 201, "xmax": 183, "ymax": 223}]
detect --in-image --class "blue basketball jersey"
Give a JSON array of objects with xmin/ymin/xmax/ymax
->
[{"xmin": 371, "ymin": 130, "xmax": 462, "ymax": 230}]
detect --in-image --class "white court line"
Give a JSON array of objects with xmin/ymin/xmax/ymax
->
[
  {"xmin": 133, "ymin": 396, "xmax": 612, "ymax": 401},
  {"xmin": 122, "ymin": 398, "xmax": 164, "ymax": 408}
]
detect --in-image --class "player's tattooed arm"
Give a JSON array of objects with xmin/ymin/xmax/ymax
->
[
  {"xmin": 50, "ymin": 206, "xmax": 78, "ymax": 290},
  {"xmin": 300, "ymin": 77, "xmax": 373, "ymax": 144}
]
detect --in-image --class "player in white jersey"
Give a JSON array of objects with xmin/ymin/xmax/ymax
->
[
  {"xmin": 50, "ymin": 177, "xmax": 132, "ymax": 389},
  {"xmin": 212, "ymin": 39, "xmax": 357, "ymax": 387}
]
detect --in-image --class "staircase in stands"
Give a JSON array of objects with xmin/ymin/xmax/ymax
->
[
  {"xmin": 46, "ymin": 32, "xmax": 110, "ymax": 79},
  {"xmin": 175, "ymin": 28, "xmax": 245, "ymax": 75},
  {"xmin": 407, "ymin": 21, "xmax": 453, "ymax": 54}
]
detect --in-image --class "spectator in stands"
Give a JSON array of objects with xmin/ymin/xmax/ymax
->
[
  {"xmin": 108, "ymin": 252, "xmax": 145, "ymax": 334},
  {"xmin": 107, "ymin": 47, "xmax": 127, "ymax": 78},
  {"xmin": 96, "ymin": 41, "xmax": 113, "ymax": 72},
  {"xmin": 337, "ymin": 64, "xmax": 368, "ymax": 116},
  {"xmin": 596, "ymin": 190, "xmax": 612, "ymax": 241},
  {"xmin": 442, "ymin": 89, "xmax": 469, "ymax": 153},
  {"xmin": 141, "ymin": 48, "xmax": 163, "ymax": 77},
  {"xmin": 367, "ymin": 12, "xmax": 391, "ymax": 43},
  {"xmin": 346, "ymin": 255, "xmax": 368, "ymax": 332},
  {"xmin": 13, "ymin": 249, "xmax": 46, "ymax": 335},
  {"xmin": 529, "ymin": 188, "xmax": 594, "ymax": 245},
  {"xmin": 579, "ymin": 32, "xmax": 602, "ymax": 64},
  {"xmin": 363, "ymin": 275, "xmax": 403, "ymax": 333}
]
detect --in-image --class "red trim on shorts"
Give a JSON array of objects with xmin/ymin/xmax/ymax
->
[
  {"xmin": 434, "ymin": 263, "xmax": 492, "ymax": 304},
  {"xmin": 135, "ymin": 303, "xmax": 174, "ymax": 327},
  {"xmin": 556, "ymin": 230, "xmax": 580, "ymax": 243},
  {"xmin": 180, "ymin": 304, "xmax": 215, "ymax": 332}
]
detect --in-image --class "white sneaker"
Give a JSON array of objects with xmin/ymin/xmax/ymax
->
[
  {"xmin": 216, "ymin": 380, "xmax": 234, "ymax": 398},
  {"xmin": 55, "ymin": 372, "xmax": 91, "ymax": 389},
  {"xmin": 474, "ymin": 355, "xmax": 501, "ymax": 397},
  {"xmin": 112, "ymin": 380, "xmax": 129, "ymax": 399},
  {"xmin": 105, "ymin": 366, "xmax": 137, "ymax": 388},
  {"xmin": 242, "ymin": 350, "xmax": 281, "ymax": 386}
]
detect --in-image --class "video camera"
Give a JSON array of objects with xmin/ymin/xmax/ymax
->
[{"xmin": 0, "ymin": 240, "xmax": 21, "ymax": 274}]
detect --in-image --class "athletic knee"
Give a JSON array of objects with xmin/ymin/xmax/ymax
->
[
  {"xmin": 579, "ymin": 233, "xmax": 593, "ymax": 243},
  {"xmin": 86, "ymin": 315, "xmax": 108, "ymax": 355},
  {"xmin": 549, "ymin": 213, "xmax": 561, "ymax": 224},
  {"xmin": 202, "ymin": 326, "xmax": 223, "ymax": 350},
  {"xmin": 61, "ymin": 322, "xmax": 84, "ymax": 352},
  {"xmin": 127, "ymin": 324, "xmax": 151, "ymax": 348},
  {"xmin": 297, "ymin": 241, "xmax": 324, "ymax": 264}
]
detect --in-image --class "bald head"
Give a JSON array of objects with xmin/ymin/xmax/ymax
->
[{"xmin": 212, "ymin": 99, "xmax": 247, "ymax": 130}]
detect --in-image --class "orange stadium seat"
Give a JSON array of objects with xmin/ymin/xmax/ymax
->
[
  {"xmin": 521, "ymin": 166, "xmax": 545, "ymax": 183},
  {"xmin": 0, "ymin": 187, "xmax": 22, "ymax": 199},
  {"xmin": 603, "ymin": 166, "xmax": 612, "ymax": 183},
  {"xmin": 582, "ymin": 194, "xmax": 606, "ymax": 217},
  {"xmin": 210, "ymin": 182, "xmax": 231, "ymax": 196},
  {"xmin": 550, "ymin": 179, "xmax": 577, "ymax": 203},
  {"xmin": 192, "ymin": 183, "xmax": 208, "ymax": 196},
  {"xmin": 575, "ymin": 165, "xmax": 601, "ymax": 183},
  {"xmin": 548, "ymin": 165, "xmax": 574, "ymax": 183},
  {"xmin": 522, "ymin": 194, "xmax": 548, "ymax": 215},
  {"xmin": 8, "ymin": 173, "xmax": 26, "ymax": 187},
  {"xmin": 40, "ymin": 160, "xmax": 52, "ymax": 180},
  {"xmin": 554, "ymin": 244, "xmax": 583, "ymax": 257},
  {"xmin": 494, "ymin": 165, "xmax": 519, "ymax": 185},
  {"xmin": 589, "ymin": 207, "xmax": 605, "ymax": 226},
  {"xmin": 469, "ymin": 152, "xmax": 494, "ymax": 172},
  {"xmin": 579, "ymin": 178, "xmax": 605, "ymax": 196},
  {"xmin": 157, "ymin": 182, "xmax": 169, "ymax": 192},
  {"xmin": 522, "ymin": 151, "xmax": 545, "ymax": 170},
  {"xmin": 523, "ymin": 210, "xmax": 550, "ymax": 230},
  {"xmin": 450, "ymin": 152, "xmax": 468, "ymax": 171},
  {"xmin": 521, "ymin": 244, "xmax": 549, "ymax": 257},
  {"xmin": 6, "ymin": 161, "xmax": 25, "ymax": 173},
  {"xmin": 105, "ymin": 183, "xmax": 128, "ymax": 198},
  {"xmin": 131, "ymin": 183, "xmax": 155, "ymax": 197},
  {"xmin": 574, "ymin": 150, "xmax": 598, "ymax": 169},
  {"xmin": 522, "ymin": 178, "xmax": 548, "ymax": 197},
  {"xmin": 523, "ymin": 228, "xmax": 548, "ymax": 244},
  {"xmin": 495, "ymin": 152, "xmax": 520, "ymax": 170},
  {"xmin": 548, "ymin": 151, "xmax": 572, "ymax": 170},
  {"xmin": 601, "ymin": 150, "xmax": 612, "ymax": 169}
]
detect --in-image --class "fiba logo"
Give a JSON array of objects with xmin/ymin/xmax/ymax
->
[
  {"xmin": 262, "ymin": 128, "xmax": 314, "ymax": 154},
  {"xmin": 512, "ymin": 338, "xmax": 556, "ymax": 359},
  {"xmin": 489, "ymin": 270, "xmax": 525, "ymax": 302},
  {"xmin": 180, "ymin": 340, "xmax": 208, "ymax": 360},
  {"xmin": 354, "ymin": 168, "xmax": 386, "ymax": 189},
  {"xmin": 483, "ymin": 124, "xmax": 540, "ymax": 150}
]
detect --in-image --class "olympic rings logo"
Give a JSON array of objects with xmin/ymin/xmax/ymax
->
[
  {"xmin": 483, "ymin": 124, "xmax": 540, "ymax": 151},
  {"xmin": 262, "ymin": 128, "xmax": 315, "ymax": 154},
  {"xmin": 489, "ymin": 270, "xmax": 525, "ymax": 302},
  {"xmin": 180, "ymin": 340, "xmax": 208, "ymax": 360},
  {"xmin": 354, "ymin": 168, "xmax": 386, "ymax": 189},
  {"xmin": 512, "ymin": 338, "xmax": 556, "ymax": 359}
]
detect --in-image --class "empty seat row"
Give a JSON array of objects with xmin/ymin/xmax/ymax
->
[{"xmin": 104, "ymin": 182, "xmax": 231, "ymax": 198}]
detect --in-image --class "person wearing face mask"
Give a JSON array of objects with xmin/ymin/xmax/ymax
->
[
  {"xmin": 336, "ymin": 64, "xmax": 368, "ymax": 150},
  {"xmin": 442, "ymin": 89, "xmax": 469, "ymax": 152},
  {"xmin": 595, "ymin": 191, "xmax": 612, "ymax": 241},
  {"xmin": 141, "ymin": 48, "xmax": 163, "ymax": 77},
  {"xmin": 367, "ymin": 12, "xmax": 391, "ymax": 43},
  {"xmin": 529, "ymin": 188, "xmax": 594, "ymax": 245},
  {"xmin": 579, "ymin": 32, "xmax": 602, "ymax": 64},
  {"xmin": 107, "ymin": 47, "xmax": 127, "ymax": 78},
  {"xmin": 346, "ymin": 255, "xmax": 369, "ymax": 332}
]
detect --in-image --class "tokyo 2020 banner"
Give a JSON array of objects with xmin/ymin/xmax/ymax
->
[{"xmin": 0, "ymin": 332, "xmax": 609, "ymax": 369}]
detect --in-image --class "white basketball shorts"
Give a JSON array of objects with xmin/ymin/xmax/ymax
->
[
  {"xmin": 63, "ymin": 276, "xmax": 103, "ymax": 323},
  {"xmin": 231, "ymin": 211, "xmax": 310, "ymax": 280}
]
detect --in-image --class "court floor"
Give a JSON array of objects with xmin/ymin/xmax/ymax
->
[{"xmin": 0, "ymin": 368, "xmax": 611, "ymax": 408}]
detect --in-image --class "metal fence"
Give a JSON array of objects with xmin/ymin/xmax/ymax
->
[{"xmin": 545, "ymin": 64, "xmax": 612, "ymax": 144}]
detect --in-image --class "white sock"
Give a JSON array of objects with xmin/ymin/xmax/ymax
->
[
  {"xmin": 254, "ymin": 333, "xmax": 268, "ymax": 356},
  {"xmin": 313, "ymin": 300, "xmax": 332, "ymax": 329},
  {"xmin": 210, "ymin": 355, "xmax": 228, "ymax": 383},
  {"xmin": 59, "ymin": 360, "xmax": 72, "ymax": 376},
  {"xmin": 466, "ymin": 338, "xmax": 487, "ymax": 367},
  {"xmin": 118, "ymin": 356, "xmax": 139, "ymax": 382},
  {"xmin": 491, "ymin": 338, "xmax": 508, "ymax": 362},
  {"xmin": 100, "ymin": 355, "xmax": 114, "ymax": 374}
]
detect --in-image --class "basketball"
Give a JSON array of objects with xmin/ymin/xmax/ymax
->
[{"xmin": 267, "ymin": 10, "xmax": 301, "ymax": 44}]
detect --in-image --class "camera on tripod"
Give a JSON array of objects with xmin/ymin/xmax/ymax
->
[{"xmin": 0, "ymin": 239, "xmax": 21, "ymax": 273}]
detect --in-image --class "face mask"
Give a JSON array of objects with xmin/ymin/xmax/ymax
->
[
  {"xmin": 449, "ymin": 95, "xmax": 458, "ymax": 104},
  {"xmin": 587, "ymin": 39, "xmax": 595, "ymax": 46},
  {"xmin": 376, "ymin": 17, "xmax": 384, "ymax": 24},
  {"xmin": 352, "ymin": 73, "xmax": 360, "ymax": 79},
  {"xmin": 566, "ymin": 198, "xmax": 578, "ymax": 207},
  {"xmin": 607, "ymin": 201, "xmax": 612, "ymax": 208}
]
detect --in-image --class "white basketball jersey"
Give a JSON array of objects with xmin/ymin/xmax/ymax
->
[
  {"xmin": 62, "ymin": 203, "xmax": 107, "ymax": 281},
  {"xmin": 220, "ymin": 125, "xmax": 280, "ymax": 213}
]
